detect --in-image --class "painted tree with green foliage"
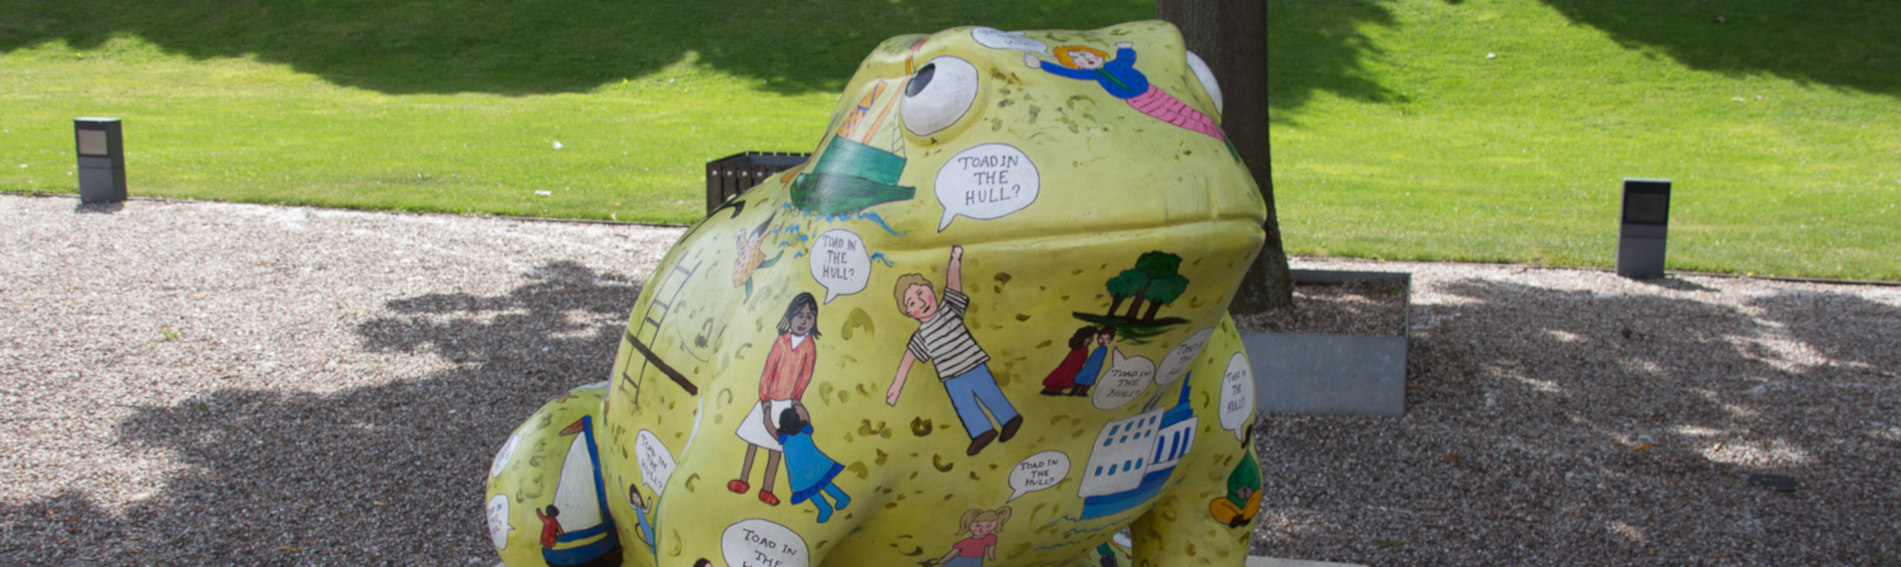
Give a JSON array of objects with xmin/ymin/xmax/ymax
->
[
  {"xmin": 1104, "ymin": 251, "xmax": 1190, "ymax": 320},
  {"xmin": 1126, "ymin": 251, "xmax": 1185, "ymax": 319},
  {"xmin": 1106, "ymin": 269, "xmax": 1149, "ymax": 317},
  {"xmin": 1140, "ymin": 274, "xmax": 1189, "ymax": 322}
]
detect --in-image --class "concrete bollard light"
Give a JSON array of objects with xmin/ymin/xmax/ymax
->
[
  {"xmin": 74, "ymin": 118, "xmax": 127, "ymax": 204},
  {"xmin": 1617, "ymin": 178, "xmax": 1670, "ymax": 279}
]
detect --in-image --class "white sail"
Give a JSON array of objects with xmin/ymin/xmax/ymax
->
[{"xmin": 552, "ymin": 433, "xmax": 604, "ymax": 530}]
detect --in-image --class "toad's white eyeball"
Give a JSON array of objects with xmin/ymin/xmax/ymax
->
[
  {"xmin": 1185, "ymin": 50, "xmax": 1223, "ymax": 115},
  {"xmin": 901, "ymin": 56, "xmax": 979, "ymax": 137}
]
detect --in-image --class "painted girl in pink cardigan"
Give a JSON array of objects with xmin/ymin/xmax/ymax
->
[{"xmin": 729, "ymin": 292, "xmax": 821, "ymax": 506}]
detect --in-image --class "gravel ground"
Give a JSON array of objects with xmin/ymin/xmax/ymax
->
[
  {"xmin": 2, "ymin": 194, "xmax": 1897, "ymax": 566},
  {"xmin": 1236, "ymin": 279, "xmax": 1408, "ymax": 337},
  {"xmin": 0, "ymin": 195, "xmax": 682, "ymax": 565},
  {"xmin": 1250, "ymin": 258, "xmax": 1901, "ymax": 566}
]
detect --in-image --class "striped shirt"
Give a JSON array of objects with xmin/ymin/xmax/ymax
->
[{"xmin": 906, "ymin": 289, "xmax": 990, "ymax": 380}]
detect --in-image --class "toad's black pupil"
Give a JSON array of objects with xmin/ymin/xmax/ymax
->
[{"xmin": 907, "ymin": 64, "xmax": 937, "ymax": 97}]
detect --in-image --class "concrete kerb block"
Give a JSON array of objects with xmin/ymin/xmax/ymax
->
[
  {"xmin": 1246, "ymin": 556, "xmax": 1367, "ymax": 567},
  {"xmin": 1241, "ymin": 270, "xmax": 1411, "ymax": 418},
  {"xmin": 493, "ymin": 555, "xmax": 1365, "ymax": 566}
]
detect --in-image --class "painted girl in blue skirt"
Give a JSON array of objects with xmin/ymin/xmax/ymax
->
[{"xmin": 775, "ymin": 403, "xmax": 852, "ymax": 523}]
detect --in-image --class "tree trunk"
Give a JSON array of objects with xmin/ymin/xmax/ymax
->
[
  {"xmin": 1158, "ymin": 0, "xmax": 1293, "ymax": 313},
  {"xmin": 1123, "ymin": 296, "xmax": 1147, "ymax": 319},
  {"xmin": 1142, "ymin": 300, "xmax": 1164, "ymax": 322},
  {"xmin": 1106, "ymin": 295, "xmax": 1127, "ymax": 317}
]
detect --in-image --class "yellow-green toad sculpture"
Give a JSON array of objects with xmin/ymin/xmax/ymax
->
[{"xmin": 486, "ymin": 20, "xmax": 1267, "ymax": 567}]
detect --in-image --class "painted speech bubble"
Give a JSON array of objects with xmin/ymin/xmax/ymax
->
[
  {"xmin": 486, "ymin": 494, "xmax": 513, "ymax": 550},
  {"xmin": 971, "ymin": 27, "xmax": 1050, "ymax": 55},
  {"xmin": 1156, "ymin": 327, "xmax": 1215, "ymax": 387},
  {"xmin": 1007, "ymin": 450, "xmax": 1071, "ymax": 502},
  {"xmin": 634, "ymin": 429, "xmax": 676, "ymax": 493},
  {"xmin": 935, "ymin": 144, "xmax": 1040, "ymax": 232},
  {"xmin": 1219, "ymin": 353, "xmax": 1256, "ymax": 440},
  {"xmin": 722, "ymin": 518, "xmax": 811, "ymax": 567},
  {"xmin": 1092, "ymin": 349, "xmax": 1157, "ymax": 410},
  {"xmin": 809, "ymin": 229, "xmax": 870, "ymax": 304},
  {"xmin": 489, "ymin": 432, "xmax": 520, "ymax": 478}
]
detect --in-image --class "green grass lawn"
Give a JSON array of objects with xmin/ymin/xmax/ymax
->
[
  {"xmin": 3, "ymin": 0, "xmax": 1898, "ymax": 279},
  {"xmin": 1270, "ymin": 0, "xmax": 1901, "ymax": 280},
  {"xmin": 0, "ymin": 0, "xmax": 1153, "ymax": 222},
  {"xmin": 1, "ymin": 44, "xmax": 815, "ymax": 222}
]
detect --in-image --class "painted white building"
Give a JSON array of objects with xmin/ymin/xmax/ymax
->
[{"xmin": 1076, "ymin": 381, "xmax": 1197, "ymax": 517}]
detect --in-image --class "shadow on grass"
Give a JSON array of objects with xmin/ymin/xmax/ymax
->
[
  {"xmin": 1266, "ymin": 0, "xmax": 1403, "ymax": 115},
  {"xmin": 1252, "ymin": 279, "xmax": 1901, "ymax": 563},
  {"xmin": 0, "ymin": 261, "xmax": 641, "ymax": 565},
  {"xmin": 1537, "ymin": 0, "xmax": 1901, "ymax": 98},
  {"xmin": 0, "ymin": 0, "xmax": 1153, "ymax": 95}
]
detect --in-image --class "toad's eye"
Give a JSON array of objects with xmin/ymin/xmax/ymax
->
[
  {"xmin": 1185, "ymin": 50, "xmax": 1223, "ymax": 115},
  {"xmin": 901, "ymin": 56, "xmax": 978, "ymax": 137}
]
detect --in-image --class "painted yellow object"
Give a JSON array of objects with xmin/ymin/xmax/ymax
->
[{"xmin": 488, "ymin": 21, "xmax": 1267, "ymax": 567}]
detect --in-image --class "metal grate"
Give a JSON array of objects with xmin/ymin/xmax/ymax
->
[{"xmin": 704, "ymin": 151, "xmax": 810, "ymax": 214}]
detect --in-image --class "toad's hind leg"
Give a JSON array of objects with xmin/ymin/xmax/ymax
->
[{"xmin": 1126, "ymin": 465, "xmax": 1258, "ymax": 566}]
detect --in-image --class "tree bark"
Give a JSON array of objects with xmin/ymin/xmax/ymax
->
[
  {"xmin": 1123, "ymin": 296, "xmax": 1147, "ymax": 320},
  {"xmin": 1158, "ymin": 0, "xmax": 1293, "ymax": 312}
]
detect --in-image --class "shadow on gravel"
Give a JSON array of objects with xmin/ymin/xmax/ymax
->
[
  {"xmin": 1748, "ymin": 290, "xmax": 1901, "ymax": 376},
  {"xmin": 72, "ymin": 201, "xmax": 123, "ymax": 215},
  {"xmin": 1632, "ymin": 276, "xmax": 1715, "ymax": 293},
  {"xmin": 1253, "ymin": 279, "xmax": 1901, "ymax": 565},
  {"xmin": 0, "ymin": 261, "xmax": 642, "ymax": 565}
]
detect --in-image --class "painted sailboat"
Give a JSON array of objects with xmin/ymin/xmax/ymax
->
[
  {"xmin": 788, "ymin": 40, "xmax": 932, "ymax": 216},
  {"xmin": 542, "ymin": 416, "xmax": 621, "ymax": 567},
  {"xmin": 791, "ymin": 83, "xmax": 915, "ymax": 215}
]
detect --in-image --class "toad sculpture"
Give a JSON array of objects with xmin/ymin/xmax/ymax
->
[{"xmin": 486, "ymin": 20, "xmax": 1267, "ymax": 567}]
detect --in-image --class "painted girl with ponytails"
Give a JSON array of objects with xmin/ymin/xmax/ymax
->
[{"xmin": 932, "ymin": 506, "xmax": 1011, "ymax": 567}]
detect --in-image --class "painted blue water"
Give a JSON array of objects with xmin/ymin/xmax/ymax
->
[{"xmin": 1080, "ymin": 467, "xmax": 1174, "ymax": 520}]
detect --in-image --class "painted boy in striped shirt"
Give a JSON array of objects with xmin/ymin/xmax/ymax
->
[{"xmin": 885, "ymin": 246, "xmax": 1024, "ymax": 456}]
